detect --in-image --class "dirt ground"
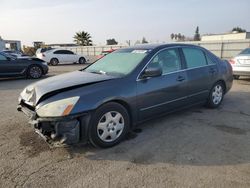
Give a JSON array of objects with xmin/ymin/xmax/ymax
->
[{"xmin": 1, "ymin": 64, "xmax": 250, "ymax": 188}]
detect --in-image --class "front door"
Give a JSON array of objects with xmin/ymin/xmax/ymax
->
[{"xmin": 136, "ymin": 48, "xmax": 189, "ymax": 121}]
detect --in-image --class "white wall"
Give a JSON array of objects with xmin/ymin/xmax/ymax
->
[
  {"xmin": 62, "ymin": 40, "xmax": 250, "ymax": 60},
  {"xmin": 201, "ymin": 33, "xmax": 249, "ymax": 42},
  {"xmin": 0, "ymin": 41, "xmax": 5, "ymax": 51}
]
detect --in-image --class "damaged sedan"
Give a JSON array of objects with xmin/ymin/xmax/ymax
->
[{"xmin": 17, "ymin": 44, "xmax": 233, "ymax": 148}]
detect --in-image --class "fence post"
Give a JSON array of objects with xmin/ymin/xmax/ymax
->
[{"xmin": 220, "ymin": 42, "xmax": 224, "ymax": 59}]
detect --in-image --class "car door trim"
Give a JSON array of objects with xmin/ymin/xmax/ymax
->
[{"xmin": 140, "ymin": 90, "xmax": 208, "ymax": 111}]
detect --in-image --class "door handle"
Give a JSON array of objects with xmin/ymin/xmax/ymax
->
[
  {"xmin": 176, "ymin": 76, "xmax": 185, "ymax": 82},
  {"xmin": 209, "ymin": 68, "xmax": 216, "ymax": 74}
]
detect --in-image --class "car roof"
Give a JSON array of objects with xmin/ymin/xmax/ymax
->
[{"xmin": 118, "ymin": 43, "xmax": 202, "ymax": 51}]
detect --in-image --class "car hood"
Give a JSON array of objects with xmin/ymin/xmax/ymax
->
[
  {"xmin": 17, "ymin": 57, "xmax": 44, "ymax": 61},
  {"xmin": 20, "ymin": 71, "xmax": 115, "ymax": 106}
]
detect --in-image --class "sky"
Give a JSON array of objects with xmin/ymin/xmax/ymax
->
[{"xmin": 0, "ymin": 0, "xmax": 249, "ymax": 46}]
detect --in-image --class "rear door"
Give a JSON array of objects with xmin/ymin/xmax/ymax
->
[
  {"xmin": 181, "ymin": 47, "xmax": 219, "ymax": 103},
  {"xmin": 53, "ymin": 50, "xmax": 68, "ymax": 63},
  {"xmin": 137, "ymin": 48, "xmax": 189, "ymax": 120}
]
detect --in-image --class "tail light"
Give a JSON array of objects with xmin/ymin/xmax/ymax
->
[{"xmin": 229, "ymin": 59, "xmax": 235, "ymax": 64}]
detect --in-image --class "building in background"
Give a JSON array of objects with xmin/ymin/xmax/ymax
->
[
  {"xmin": 33, "ymin": 41, "xmax": 44, "ymax": 49},
  {"xmin": 0, "ymin": 38, "xmax": 22, "ymax": 51},
  {"xmin": 201, "ymin": 32, "xmax": 250, "ymax": 42}
]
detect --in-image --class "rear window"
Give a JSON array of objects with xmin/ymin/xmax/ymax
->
[{"xmin": 239, "ymin": 48, "xmax": 250, "ymax": 55}]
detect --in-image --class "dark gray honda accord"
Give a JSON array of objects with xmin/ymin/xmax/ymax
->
[{"xmin": 17, "ymin": 44, "xmax": 233, "ymax": 148}]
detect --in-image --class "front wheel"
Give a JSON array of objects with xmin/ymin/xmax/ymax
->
[
  {"xmin": 27, "ymin": 65, "xmax": 43, "ymax": 79},
  {"xmin": 206, "ymin": 82, "xmax": 225, "ymax": 108},
  {"xmin": 89, "ymin": 102, "xmax": 130, "ymax": 148}
]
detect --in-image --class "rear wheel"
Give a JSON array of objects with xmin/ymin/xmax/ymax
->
[
  {"xmin": 50, "ymin": 58, "xmax": 59, "ymax": 66},
  {"xmin": 79, "ymin": 57, "xmax": 86, "ymax": 64},
  {"xmin": 27, "ymin": 65, "xmax": 43, "ymax": 79},
  {"xmin": 206, "ymin": 82, "xmax": 224, "ymax": 108},
  {"xmin": 89, "ymin": 102, "xmax": 130, "ymax": 148}
]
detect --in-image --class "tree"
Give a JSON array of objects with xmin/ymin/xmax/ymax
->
[
  {"xmin": 170, "ymin": 33, "xmax": 175, "ymax": 40},
  {"xmin": 106, "ymin": 38, "xmax": 118, "ymax": 45},
  {"xmin": 177, "ymin": 33, "xmax": 182, "ymax": 41},
  {"xmin": 232, "ymin": 27, "xmax": 246, "ymax": 33},
  {"xmin": 73, "ymin": 31, "xmax": 92, "ymax": 46},
  {"xmin": 126, "ymin": 40, "xmax": 131, "ymax": 46},
  {"xmin": 141, "ymin": 37, "xmax": 148, "ymax": 44},
  {"xmin": 194, "ymin": 26, "xmax": 201, "ymax": 41},
  {"xmin": 174, "ymin": 34, "xmax": 178, "ymax": 40}
]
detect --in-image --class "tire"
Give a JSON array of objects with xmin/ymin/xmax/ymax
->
[
  {"xmin": 206, "ymin": 82, "xmax": 225, "ymax": 108},
  {"xmin": 27, "ymin": 65, "xmax": 43, "ymax": 79},
  {"xmin": 89, "ymin": 102, "xmax": 130, "ymax": 148},
  {"xmin": 233, "ymin": 75, "xmax": 240, "ymax": 80},
  {"xmin": 79, "ymin": 57, "xmax": 86, "ymax": 64},
  {"xmin": 50, "ymin": 58, "xmax": 59, "ymax": 66}
]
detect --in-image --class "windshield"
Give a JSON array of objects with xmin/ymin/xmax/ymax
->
[{"xmin": 85, "ymin": 49, "xmax": 148, "ymax": 76}]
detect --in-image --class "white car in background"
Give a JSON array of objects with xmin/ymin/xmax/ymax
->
[
  {"xmin": 229, "ymin": 48, "xmax": 250, "ymax": 79},
  {"xmin": 36, "ymin": 49, "xmax": 87, "ymax": 65}
]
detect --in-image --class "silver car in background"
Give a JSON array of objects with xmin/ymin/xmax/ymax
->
[{"xmin": 229, "ymin": 48, "xmax": 250, "ymax": 79}]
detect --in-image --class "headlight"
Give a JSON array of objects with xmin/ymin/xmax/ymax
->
[{"xmin": 36, "ymin": 96, "xmax": 80, "ymax": 117}]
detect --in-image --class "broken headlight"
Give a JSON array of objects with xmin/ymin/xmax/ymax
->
[{"xmin": 36, "ymin": 96, "xmax": 80, "ymax": 117}]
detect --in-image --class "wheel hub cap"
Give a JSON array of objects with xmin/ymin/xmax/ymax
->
[
  {"xmin": 212, "ymin": 85, "xmax": 223, "ymax": 105},
  {"xmin": 97, "ymin": 111, "xmax": 124, "ymax": 142}
]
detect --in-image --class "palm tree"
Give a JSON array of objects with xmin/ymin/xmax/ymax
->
[
  {"xmin": 170, "ymin": 33, "xmax": 175, "ymax": 40},
  {"xmin": 73, "ymin": 31, "xmax": 93, "ymax": 46}
]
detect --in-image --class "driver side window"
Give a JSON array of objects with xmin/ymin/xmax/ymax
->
[
  {"xmin": 147, "ymin": 48, "xmax": 181, "ymax": 74},
  {"xmin": 0, "ymin": 54, "xmax": 7, "ymax": 61}
]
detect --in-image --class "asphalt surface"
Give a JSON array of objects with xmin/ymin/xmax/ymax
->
[{"xmin": 1, "ymin": 64, "xmax": 250, "ymax": 188}]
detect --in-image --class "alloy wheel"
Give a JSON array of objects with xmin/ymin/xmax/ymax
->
[{"xmin": 29, "ymin": 66, "xmax": 42, "ymax": 78}]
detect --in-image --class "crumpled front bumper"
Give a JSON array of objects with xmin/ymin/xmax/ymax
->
[{"xmin": 17, "ymin": 103, "xmax": 91, "ymax": 147}]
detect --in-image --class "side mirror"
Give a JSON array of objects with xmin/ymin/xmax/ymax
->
[{"xmin": 142, "ymin": 67, "xmax": 162, "ymax": 78}]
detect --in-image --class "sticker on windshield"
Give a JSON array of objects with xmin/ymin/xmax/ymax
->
[{"xmin": 131, "ymin": 50, "xmax": 148, "ymax": 54}]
